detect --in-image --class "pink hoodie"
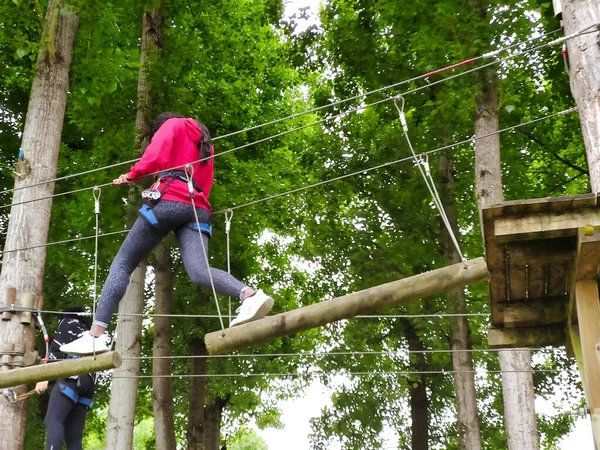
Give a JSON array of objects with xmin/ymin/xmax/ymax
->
[{"xmin": 127, "ymin": 118, "xmax": 214, "ymax": 212}]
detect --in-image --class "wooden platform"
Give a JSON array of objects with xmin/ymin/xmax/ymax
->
[{"xmin": 482, "ymin": 192, "xmax": 600, "ymax": 349}]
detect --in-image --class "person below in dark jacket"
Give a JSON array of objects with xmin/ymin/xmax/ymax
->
[{"xmin": 35, "ymin": 307, "xmax": 96, "ymax": 450}]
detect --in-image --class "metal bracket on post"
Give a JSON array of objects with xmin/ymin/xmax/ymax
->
[
  {"xmin": 2, "ymin": 288, "xmax": 16, "ymax": 321},
  {"xmin": 552, "ymin": 0, "xmax": 562, "ymax": 20},
  {"xmin": 19, "ymin": 293, "xmax": 34, "ymax": 325}
]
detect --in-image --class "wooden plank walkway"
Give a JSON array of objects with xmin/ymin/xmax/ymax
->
[{"xmin": 482, "ymin": 192, "xmax": 600, "ymax": 348}]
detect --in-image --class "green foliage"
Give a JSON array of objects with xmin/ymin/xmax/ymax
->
[
  {"xmin": 2, "ymin": 0, "xmax": 591, "ymax": 448},
  {"xmin": 228, "ymin": 426, "xmax": 268, "ymax": 450}
]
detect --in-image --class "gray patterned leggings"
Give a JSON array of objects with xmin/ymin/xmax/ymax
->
[{"xmin": 94, "ymin": 200, "xmax": 246, "ymax": 328}]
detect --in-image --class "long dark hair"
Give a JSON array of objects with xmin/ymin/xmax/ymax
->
[
  {"xmin": 150, "ymin": 112, "xmax": 212, "ymax": 165},
  {"xmin": 61, "ymin": 306, "xmax": 91, "ymax": 329}
]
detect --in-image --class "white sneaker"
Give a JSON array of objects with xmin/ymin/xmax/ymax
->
[
  {"xmin": 230, "ymin": 290, "xmax": 274, "ymax": 327},
  {"xmin": 60, "ymin": 331, "xmax": 110, "ymax": 356}
]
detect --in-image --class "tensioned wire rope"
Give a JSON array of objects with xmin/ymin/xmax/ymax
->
[
  {"xmin": 122, "ymin": 347, "xmax": 548, "ymax": 361},
  {"xmin": 110, "ymin": 368, "xmax": 575, "ymax": 379},
  {"xmin": 0, "ymin": 23, "xmax": 592, "ymax": 202},
  {"xmin": 0, "ymin": 106, "xmax": 578, "ymax": 255}
]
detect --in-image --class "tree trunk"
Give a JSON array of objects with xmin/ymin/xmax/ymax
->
[
  {"xmin": 0, "ymin": 1, "xmax": 78, "ymax": 448},
  {"xmin": 204, "ymin": 398, "xmax": 227, "ymax": 450},
  {"xmin": 499, "ymin": 350, "xmax": 538, "ymax": 448},
  {"xmin": 438, "ymin": 154, "xmax": 482, "ymax": 450},
  {"xmin": 561, "ymin": 0, "xmax": 600, "ymax": 192},
  {"xmin": 406, "ymin": 321, "xmax": 429, "ymax": 450},
  {"xmin": 188, "ymin": 337, "xmax": 208, "ymax": 450},
  {"xmin": 105, "ymin": 4, "xmax": 163, "ymax": 448},
  {"xmin": 474, "ymin": 69, "xmax": 539, "ymax": 450},
  {"xmin": 104, "ymin": 264, "xmax": 145, "ymax": 450},
  {"xmin": 153, "ymin": 243, "xmax": 177, "ymax": 450}
]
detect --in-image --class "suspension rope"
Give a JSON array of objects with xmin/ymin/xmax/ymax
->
[
  {"xmin": 0, "ymin": 26, "xmax": 583, "ymax": 202},
  {"xmin": 91, "ymin": 187, "xmax": 102, "ymax": 357},
  {"xmin": 394, "ymin": 96, "xmax": 467, "ymax": 265},
  {"xmin": 0, "ymin": 107, "xmax": 578, "ymax": 254},
  {"xmin": 184, "ymin": 165, "xmax": 225, "ymax": 330},
  {"xmin": 225, "ymin": 209, "xmax": 234, "ymax": 324}
]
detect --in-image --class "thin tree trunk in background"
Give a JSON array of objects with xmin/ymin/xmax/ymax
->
[
  {"xmin": 153, "ymin": 242, "xmax": 177, "ymax": 450},
  {"xmin": 105, "ymin": 4, "xmax": 163, "ymax": 448},
  {"xmin": 188, "ymin": 337, "xmax": 208, "ymax": 450},
  {"xmin": 104, "ymin": 264, "xmax": 145, "ymax": 450},
  {"xmin": 561, "ymin": 0, "xmax": 600, "ymax": 191},
  {"xmin": 474, "ymin": 69, "xmax": 539, "ymax": 450},
  {"xmin": 204, "ymin": 398, "xmax": 227, "ymax": 450},
  {"xmin": 405, "ymin": 320, "xmax": 429, "ymax": 450},
  {"xmin": 0, "ymin": 1, "xmax": 78, "ymax": 448},
  {"xmin": 438, "ymin": 153, "xmax": 482, "ymax": 450}
]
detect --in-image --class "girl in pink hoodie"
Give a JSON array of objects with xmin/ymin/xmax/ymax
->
[{"xmin": 61, "ymin": 113, "xmax": 274, "ymax": 355}]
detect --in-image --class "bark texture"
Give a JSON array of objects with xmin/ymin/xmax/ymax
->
[
  {"xmin": 562, "ymin": 0, "xmax": 600, "ymax": 192},
  {"xmin": 104, "ymin": 264, "xmax": 146, "ymax": 450},
  {"xmin": 188, "ymin": 337, "xmax": 208, "ymax": 450},
  {"xmin": 153, "ymin": 242, "xmax": 176, "ymax": 450},
  {"xmin": 406, "ymin": 321, "xmax": 429, "ymax": 450},
  {"xmin": 474, "ymin": 69, "xmax": 539, "ymax": 450},
  {"xmin": 105, "ymin": 5, "xmax": 163, "ymax": 448},
  {"xmin": 439, "ymin": 153, "xmax": 482, "ymax": 450},
  {"xmin": 0, "ymin": 1, "xmax": 78, "ymax": 448}
]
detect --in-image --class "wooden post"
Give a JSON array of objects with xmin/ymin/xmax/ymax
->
[
  {"xmin": 205, "ymin": 257, "xmax": 489, "ymax": 355},
  {"xmin": 574, "ymin": 281, "xmax": 600, "ymax": 448},
  {"xmin": 568, "ymin": 227, "xmax": 600, "ymax": 449},
  {"xmin": 0, "ymin": 351, "xmax": 122, "ymax": 389}
]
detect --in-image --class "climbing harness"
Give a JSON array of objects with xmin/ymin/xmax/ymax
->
[
  {"xmin": 56, "ymin": 380, "xmax": 93, "ymax": 409},
  {"xmin": 394, "ymin": 95, "xmax": 467, "ymax": 267},
  {"xmin": 141, "ymin": 170, "xmax": 203, "ymax": 207},
  {"xmin": 184, "ymin": 165, "xmax": 225, "ymax": 330},
  {"xmin": 138, "ymin": 170, "xmax": 212, "ymax": 237}
]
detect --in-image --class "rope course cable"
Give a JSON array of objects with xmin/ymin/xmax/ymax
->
[
  {"xmin": 111, "ymin": 368, "xmax": 575, "ymax": 379},
  {"xmin": 0, "ymin": 107, "xmax": 578, "ymax": 255},
  {"xmin": 394, "ymin": 95, "xmax": 467, "ymax": 266},
  {"xmin": 184, "ymin": 165, "xmax": 225, "ymax": 330},
  {"xmin": 225, "ymin": 209, "xmax": 234, "ymax": 324},
  {"xmin": 0, "ymin": 25, "xmax": 584, "ymax": 203},
  {"xmin": 121, "ymin": 347, "xmax": 546, "ymax": 361}
]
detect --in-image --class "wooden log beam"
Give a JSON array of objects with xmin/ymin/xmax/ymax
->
[
  {"xmin": 494, "ymin": 209, "xmax": 600, "ymax": 243},
  {"xmin": 205, "ymin": 258, "xmax": 489, "ymax": 355},
  {"xmin": 0, "ymin": 351, "xmax": 121, "ymax": 389},
  {"xmin": 488, "ymin": 325, "xmax": 565, "ymax": 348}
]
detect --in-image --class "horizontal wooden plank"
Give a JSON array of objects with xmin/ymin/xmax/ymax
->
[
  {"xmin": 494, "ymin": 209, "xmax": 600, "ymax": 243},
  {"xmin": 506, "ymin": 238, "xmax": 575, "ymax": 265},
  {"xmin": 501, "ymin": 297, "xmax": 567, "ymax": 328},
  {"xmin": 488, "ymin": 325, "xmax": 565, "ymax": 348}
]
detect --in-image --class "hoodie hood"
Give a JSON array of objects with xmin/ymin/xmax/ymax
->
[{"xmin": 183, "ymin": 118, "xmax": 202, "ymax": 143}]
